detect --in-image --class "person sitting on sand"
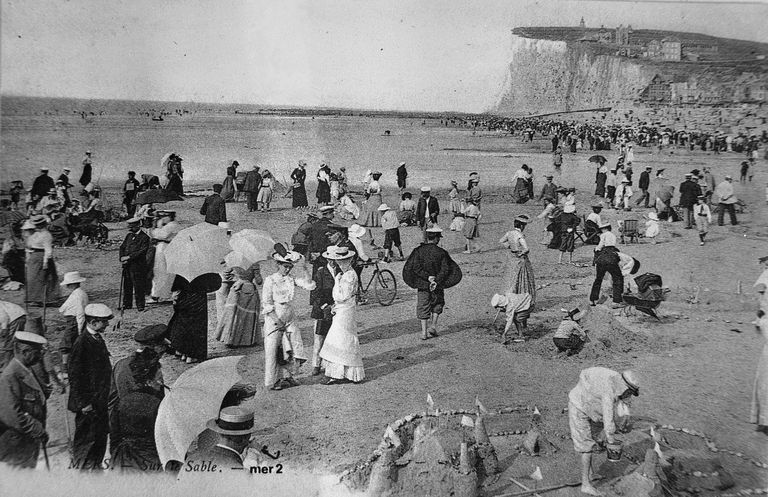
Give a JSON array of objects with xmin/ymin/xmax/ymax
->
[
  {"xmin": 398, "ymin": 192, "xmax": 416, "ymax": 226},
  {"xmin": 644, "ymin": 212, "xmax": 660, "ymax": 244},
  {"xmin": 553, "ymin": 308, "xmax": 588, "ymax": 356},
  {"xmin": 491, "ymin": 292, "xmax": 532, "ymax": 345}
]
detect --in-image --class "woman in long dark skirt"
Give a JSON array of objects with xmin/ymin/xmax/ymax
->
[
  {"xmin": 24, "ymin": 216, "xmax": 59, "ymax": 305},
  {"xmin": 595, "ymin": 163, "xmax": 607, "ymax": 196},
  {"xmin": 168, "ymin": 276, "xmax": 210, "ymax": 363},
  {"xmin": 316, "ymin": 164, "xmax": 331, "ymax": 205},
  {"xmin": 557, "ymin": 205, "xmax": 580, "ymax": 264},
  {"xmin": 291, "ymin": 162, "xmax": 309, "ymax": 209}
]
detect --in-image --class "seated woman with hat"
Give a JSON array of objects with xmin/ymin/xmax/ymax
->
[
  {"xmin": 318, "ymin": 245, "xmax": 365, "ymax": 384},
  {"xmin": 261, "ymin": 244, "xmax": 316, "ymax": 390}
]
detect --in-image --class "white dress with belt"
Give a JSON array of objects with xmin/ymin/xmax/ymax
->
[{"xmin": 319, "ymin": 269, "xmax": 365, "ymax": 382}]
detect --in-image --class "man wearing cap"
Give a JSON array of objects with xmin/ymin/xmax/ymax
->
[
  {"xmin": 403, "ymin": 227, "xmax": 462, "ymax": 340},
  {"xmin": 120, "ymin": 217, "xmax": 150, "ymax": 312},
  {"xmin": 0, "ymin": 301, "xmax": 27, "ymax": 371},
  {"xmin": 68, "ymin": 303, "xmax": 113, "ymax": 470},
  {"xmin": 31, "ymin": 168, "xmax": 55, "ymax": 204},
  {"xmin": 184, "ymin": 406, "xmax": 260, "ymax": 472},
  {"xmin": 635, "ymin": 166, "xmax": 652, "ymax": 208},
  {"xmin": 538, "ymin": 175, "xmax": 558, "ymax": 204},
  {"xmin": 123, "ymin": 171, "xmax": 141, "ymax": 218},
  {"xmin": 108, "ymin": 325, "xmax": 168, "ymax": 472},
  {"xmin": 416, "ymin": 187, "xmax": 440, "ymax": 243},
  {"xmin": 200, "ymin": 184, "xmax": 227, "ymax": 225},
  {"xmin": 396, "ymin": 162, "xmax": 408, "ymax": 193},
  {"xmin": 568, "ymin": 367, "xmax": 640, "ymax": 496},
  {"xmin": 714, "ymin": 175, "xmax": 738, "ymax": 226},
  {"xmin": 0, "ymin": 331, "xmax": 50, "ymax": 468},
  {"xmin": 307, "ymin": 206, "xmax": 335, "ymax": 274},
  {"xmin": 679, "ymin": 173, "xmax": 702, "ymax": 229},
  {"xmin": 590, "ymin": 222, "xmax": 623, "ymax": 307}
]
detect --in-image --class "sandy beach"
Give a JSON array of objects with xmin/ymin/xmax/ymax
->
[{"xmin": 2, "ymin": 110, "xmax": 767, "ymax": 495}]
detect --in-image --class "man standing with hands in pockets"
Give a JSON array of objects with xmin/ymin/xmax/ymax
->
[{"xmin": 119, "ymin": 217, "xmax": 150, "ymax": 312}]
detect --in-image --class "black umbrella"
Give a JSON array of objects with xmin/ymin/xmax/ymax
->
[
  {"xmin": 588, "ymin": 155, "xmax": 607, "ymax": 164},
  {"xmin": 135, "ymin": 188, "xmax": 185, "ymax": 205}
]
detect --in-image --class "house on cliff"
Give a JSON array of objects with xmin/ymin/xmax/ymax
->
[
  {"xmin": 732, "ymin": 73, "xmax": 767, "ymax": 102},
  {"xmin": 662, "ymin": 37, "xmax": 682, "ymax": 61}
]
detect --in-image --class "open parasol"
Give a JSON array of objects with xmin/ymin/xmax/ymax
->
[
  {"xmin": 155, "ymin": 356, "xmax": 245, "ymax": 467},
  {"xmin": 229, "ymin": 229, "xmax": 276, "ymax": 265},
  {"xmin": 165, "ymin": 223, "xmax": 232, "ymax": 282},
  {"xmin": 0, "ymin": 210, "xmax": 26, "ymax": 227},
  {"xmin": 588, "ymin": 155, "xmax": 607, "ymax": 164},
  {"xmin": 135, "ymin": 189, "xmax": 185, "ymax": 205}
]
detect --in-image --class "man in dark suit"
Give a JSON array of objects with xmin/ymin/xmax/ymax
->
[
  {"xmin": 415, "ymin": 186, "xmax": 440, "ymax": 242},
  {"xmin": 120, "ymin": 217, "xmax": 150, "ymax": 312},
  {"xmin": 183, "ymin": 406, "xmax": 260, "ymax": 475},
  {"xmin": 307, "ymin": 205, "xmax": 335, "ymax": 275},
  {"xmin": 403, "ymin": 227, "xmax": 461, "ymax": 340},
  {"xmin": 679, "ymin": 173, "xmax": 702, "ymax": 229},
  {"xmin": 68, "ymin": 303, "xmax": 113, "ymax": 471},
  {"xmin": 396, "ymin": 162, "xmax": 408, "ymax": 193},
  {"xmin": 635, "ymin": 166, "xmax": 652, "ymax": 207},
  {"xmin": 31, "ymin": 167, "xmax": 55, "ymax": 204},
  {"xmin": 200, "ymin": 184, "xmax": 227, "ymax": 225},
  {"xmin": 0, "ymin": 331, "xmax": 49, "ymax": 468}
]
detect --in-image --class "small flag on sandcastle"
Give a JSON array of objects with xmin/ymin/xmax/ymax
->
[
  {"xmin": 461, "ymin": 415, "xmax": 474, "ymax": 428},
  {"xmin": 384, "ymin": 425, "xmax": 402, "ymax": 447},
  {"xmin": 529, "ymin": 466, "xmax": 543, "ymax": 481},
  {"xmin": 475, "ymin": 395, "xmax": 489, "ymax": 415}
]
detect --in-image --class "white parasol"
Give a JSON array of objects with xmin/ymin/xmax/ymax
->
[{"xmin": 165, "ymin": 223, "xmax": 232, "ymax": 282}]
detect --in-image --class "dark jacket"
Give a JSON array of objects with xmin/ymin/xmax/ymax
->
[
  {"xmin": 679, "ymin": 180, "xmax": 701, "ymax": 208},
  {"xmin": 638, "ymin": 171, "xmax": 650, "ymax": 190},
  {"xmin": 31, "ymin": 174, "xmax": 54, "ymax": 200},
  {"xmin": 415, "ymin": 196, "xmax": 440, "ymax": 227},
  {"xmin": 403, "ymin": 242, "xmax": 460, "ymax": 290},
  {"xmin": 307, "ymin": 218, "xmax": 332, "ymax": 256},
  {"xmin": 200, "ymin": 193, "xmax": 227, "ymax": 225},
  {"xmin": 120, "ymin": 230, "xmax": 151, "ymax": 268},
  {"xmin": 0, "ymin": 358, "xmax": 49, "ymax": 468},
  {"xmin": 68, "ymin": 331, "xmax": 111, "ymax": 413},
  {"xmin": 243, "ymin": 171, "xmax": 262, "ymax": 193}
]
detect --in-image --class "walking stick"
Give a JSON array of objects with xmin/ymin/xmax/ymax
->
[
  {"xmin": 492, "ymin": 308, "xmax": 502, "ymax": 327},
  {"xmin": 42, "ymin": 442, "xmax": 50, "ymax": 471},
  {"xmin": 42, "ymin": 266, "xmax": 48, "ymax": 324},
  {"xmin": 113, "ymin": 268, "xmax": 125, "ymax": 332}
]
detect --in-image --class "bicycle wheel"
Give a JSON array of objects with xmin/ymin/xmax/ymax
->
[{"xmin": 374, "ymin": 269, "xmax": 397, "ymax": 306}]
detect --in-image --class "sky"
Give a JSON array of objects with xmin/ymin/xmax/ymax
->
[{"xmin": 1, "ymin": 0, "xmax": 767, "ymax": 112}]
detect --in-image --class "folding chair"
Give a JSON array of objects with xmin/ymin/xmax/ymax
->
[{"xmin": 619, "ymin": 219, "xmax": 640, "ymax": 244}]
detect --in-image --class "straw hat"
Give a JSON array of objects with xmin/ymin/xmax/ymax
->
[
  {"xmin": 378, "ymin": 203, "xmax": 391, "ymax": 211},
  {"xmin": 60, "ymin": 271, "xmax": 86, "ymax": 287},
  {"xmin": 348, "ymin": 224, "xmax": 366, "ymax": 239},
  {"xmin": 491, "ymin": 294, "xmax": 508, "ymax": 308},
  {"xmin": 272, "ymin": 243, "xmax": 303, "ymax": 264},
  {"xmin": 206, "ymin": 406, "xmax": 262, "ymax": 436},
  {"xmin": 322, "ymin": 245, "xmax": 356, "ymax": 260}
]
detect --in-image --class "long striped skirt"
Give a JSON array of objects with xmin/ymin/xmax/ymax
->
[{"xmin": 504, "ymin": 253, "xmax": 536, "ymax": 308}]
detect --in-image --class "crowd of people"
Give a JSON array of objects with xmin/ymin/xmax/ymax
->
[{"xmin": 0, "ymin": 114, "xmax": 765, "ymax": 492}]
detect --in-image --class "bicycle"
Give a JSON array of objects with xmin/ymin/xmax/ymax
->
[{"xmin": 356, "ymin": 259, "xmax": 397, "ymax": 306}]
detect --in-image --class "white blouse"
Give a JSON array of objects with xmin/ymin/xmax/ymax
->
[
  {"xmin": 333, "ymin": 270, "xmax": 358, "ymax": 304},
  {"xmin": 261, "ymin": 273, "xmax": 315, "ymax": 315}
]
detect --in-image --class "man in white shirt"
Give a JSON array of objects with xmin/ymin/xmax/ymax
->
[
  {"xmin": 569, "ymin": 367, "xmax": 639, "ymax": 496},
  {"xmin": 714, "ymin": 175, "xmax": 738, "ymax": 226}
]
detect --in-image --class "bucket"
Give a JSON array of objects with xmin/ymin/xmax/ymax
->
[{"xmin": 606, "ymin": 442, "xmax": 623, "ymax": 462}]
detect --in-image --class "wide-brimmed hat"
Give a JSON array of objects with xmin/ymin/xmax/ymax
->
[
  {"xmin": 591, "ymin": 202, "xmax": 604, "ymax": 209},
  {"xmin": 348, "ymin": 224, "xmax": 366, "ymax": 239},
  {"xmin": 272, "ymin": 243, "xmax": 303, "ymax": 264},
  {"xmin": 567, "ymin": 308, "xmax": 586, "ymax": 321},
  {"xmin": 322, "ymin": 245, "xmax": 356, "ymax": 260},
  {"xmin": 563, "ymin": 204, "xmax": 576, "ymax": 213},
  {"xmin": 206, "ymin": 406, "xmax": 262, "ymax": 436},
  {"xmin": 60, "ymin": 271, "xmax": 86, "ymax": 287},
  {"xmin": 491, "ymin": 294, "xmax": 508, "ymax": 308},
  {"xmin": 378, "ymin": 203, "xmax": 391, "ymax": 212},
  {"xmin": 514, "ymin": 214, "xmax": 531, "ymax": 224},
  {"xmin": 134, "ymin": 324, "xmax": 168, "ymax": 345},
  {"xmin": 621, "ymin": 370, "xmax": 640, "ymax": 396},
  {"xmin": 29, "ymin": 214, "xmax": 48, "ymax": 227},
  {"xmin": 647, "ymin": 212, "xmax": 659, "ymax": 221},
  {"xmin": 85, "ymin": 303, "xmax": 114, "ymax": 319}
]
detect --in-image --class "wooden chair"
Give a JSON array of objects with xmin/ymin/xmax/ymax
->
[{"xmin": 619, "ymin": 219, "xmax": 640, "ymax": 244}]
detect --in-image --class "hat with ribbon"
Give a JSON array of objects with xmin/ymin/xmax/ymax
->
[
  {"xmin": 206, "ymin": 406, "xmax": 262, "ymax": 436},
  {"xmin": 272, "ymin": 243, "xmax": 303, "ymax": 264},
  {"xmin": 322, "ymin": 245, "xmax": 356, "ymax": 260}
]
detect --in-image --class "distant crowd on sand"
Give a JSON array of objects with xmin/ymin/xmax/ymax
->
[{"xmin": 0, "ymin": 110, "xmax": 766, "ymax": 495}]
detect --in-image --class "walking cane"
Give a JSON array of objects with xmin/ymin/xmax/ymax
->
[
  {"xmin": 42, "ymin": 442, "xmax": 50, "ymax": 471},
  {"xmin": 113, "ymin": 269, "xmax": 124, "ymax": 332}
]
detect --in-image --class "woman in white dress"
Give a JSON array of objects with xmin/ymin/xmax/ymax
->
[
  {"xmin": 149, "ymin": 211, "xmax": 181, "ymax": 302},
  {"xmin": 319, "ymin": 245, "xmax": 365, "ymax": 385},
  {"xmin": 360, "ymin": 172, "xmax": 383, "ymax": 227},
  {"xmin": 261, "ymin": 244, "xmax": 316, "ymax": 390}
]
